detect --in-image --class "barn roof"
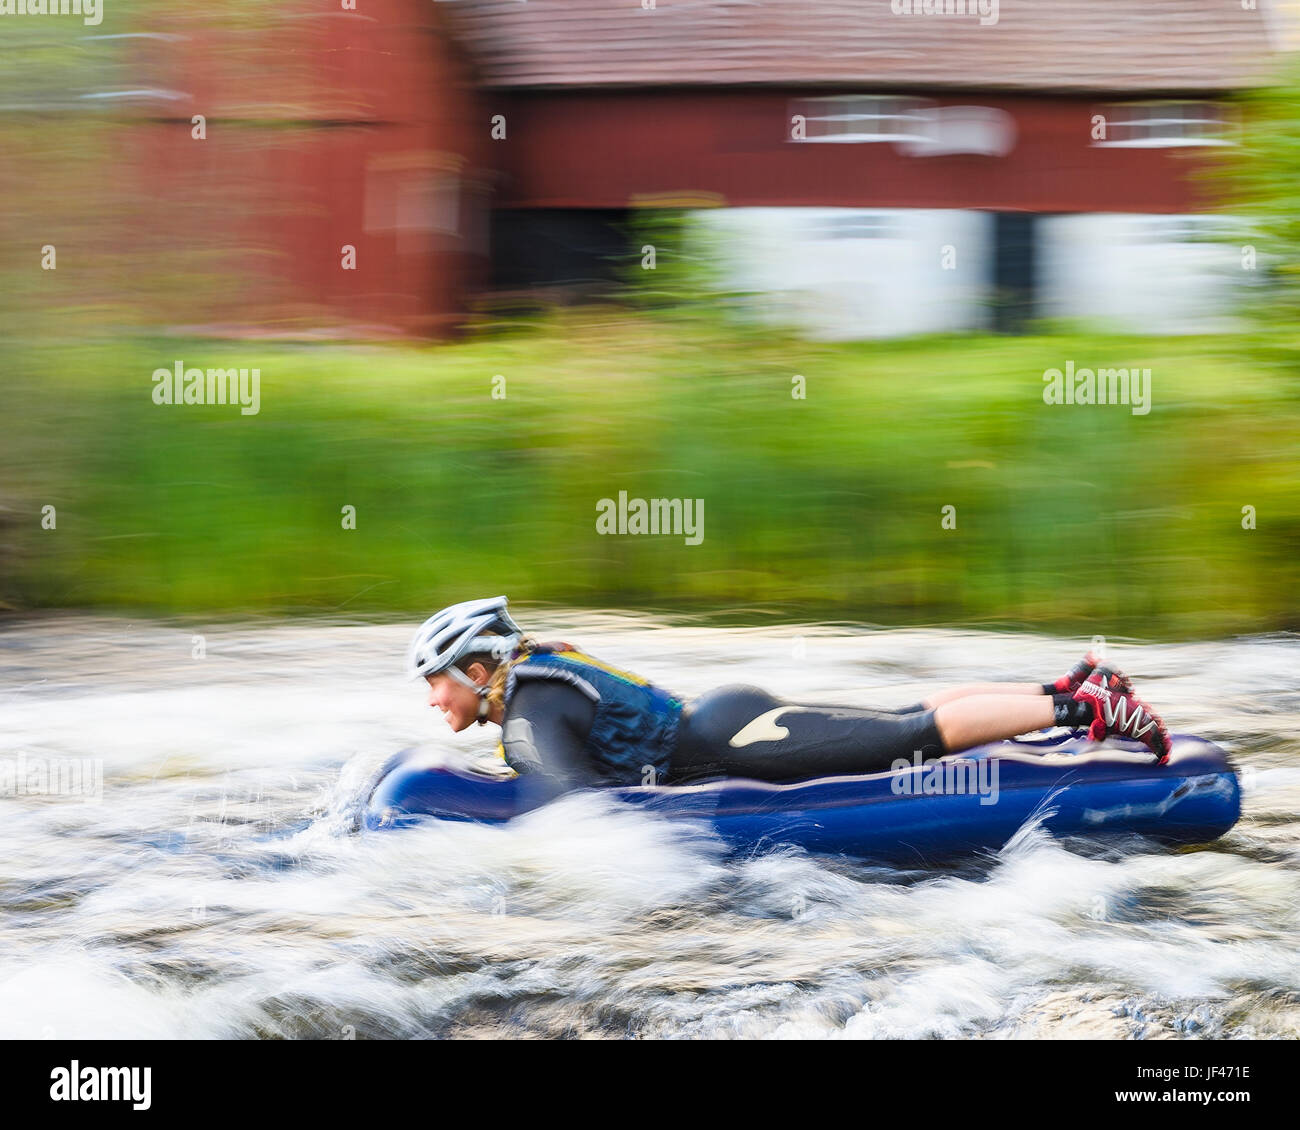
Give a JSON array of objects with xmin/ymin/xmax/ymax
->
[{"xmin": 441, "ymin": 0, "xmax": 1280, "ymax": 94}]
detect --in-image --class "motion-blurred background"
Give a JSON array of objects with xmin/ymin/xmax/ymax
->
[
  {"xmin": 2, "ymin": 0, "xmax": 1298, "ymax": 633},
  {"xmin": 4, "ymin": 0, "xmax": 1300, "ymax": 1047}
]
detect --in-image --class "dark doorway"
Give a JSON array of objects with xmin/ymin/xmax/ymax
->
[
  {"xmin": 489, "ymin": 209, "xmax": 634, "ymax": 296},
  {"xmin": 992, "ymin": 211, "xmax": 1038, "ymax": 334}
]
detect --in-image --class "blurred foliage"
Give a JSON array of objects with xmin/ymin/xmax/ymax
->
[
  {"xmin": 1200, "ymin": 50, "xmax": 1300, "ymax": 338},
  {"xmin": 1, "ymin": 7, "xmax": 1297, "ymax": 636},
  {"xmin": 620, "ymin": 209, "xmax": 728, "ymax": 313},
  {"xmin": 2, "ymin": 318, "xmax": 1296, "ymax": 636}
]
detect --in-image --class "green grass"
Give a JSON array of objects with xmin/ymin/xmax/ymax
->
[{"xmin": 2, "ymin": 312, "xmax": 1297, "ymax": 636}]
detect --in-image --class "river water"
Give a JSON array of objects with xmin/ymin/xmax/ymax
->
[{"xmin": 0, "ymin": 613, "xmax": 1296, "ymax": 1039}]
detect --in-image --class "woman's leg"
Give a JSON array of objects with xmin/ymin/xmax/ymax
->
[
  {"xmin": 920, "ymin": 683, "xmax": 1046, "ymax": 708},
  {"xmin": 670, "ymin": 665, "xmax": 1100, "ymax": 784},
  {"xmin": 932, "ymin": 695, "xmax": 1055, "ymax": 752},
  {"xmin": 908, "ymin": 652, "xmax": 1102, "ymax": 709},
  {"xmin": 673, "ymin": 685, "xmax": 951, "ymax": 783}
]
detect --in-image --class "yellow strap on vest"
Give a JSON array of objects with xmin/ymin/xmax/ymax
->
[{"xmin": 546, "ymin": 648, "xmax": 651, "ymax": 687}]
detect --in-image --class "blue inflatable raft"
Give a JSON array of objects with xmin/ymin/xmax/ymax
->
[{"xmin": 364, "ymin": 732, "xmax": 1240, "ymax": 863}]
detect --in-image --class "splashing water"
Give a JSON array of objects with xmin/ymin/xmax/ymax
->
[{"xmin": 1, "ymin": 614, "xmax": 1296, "ymax": 1039}]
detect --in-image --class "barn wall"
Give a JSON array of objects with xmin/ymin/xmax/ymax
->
[
  {"xmin": 1037, "ymin": 213, "xmax": 1251, "ymax": 333},
  {"xmin": 122, "ymin": 1, "xmax": 490, "ymax": 335},
  {"xmin": 481, "ymin": 89, "xmax": 1224, "ymax": 214},
  {"xmin": 697, "ymin": 207, "xmax": 994, "ymax": 339}
]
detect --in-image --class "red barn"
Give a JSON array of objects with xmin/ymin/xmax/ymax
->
[
  {"xmin": 443, "ymin": 0, "xmax": 1280, "ymax": 335},
  {"xmin": 124, "ymin": 1, "xmax": 488, "ymax": 335},
  {"xmin": 122, "ymin": 0, "xmax": 1280, "ymax": 335}
]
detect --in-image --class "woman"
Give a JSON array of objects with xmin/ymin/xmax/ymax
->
[{"xmin": 408, "ymin": 597, "xmax": 1171, "ymax": 799}]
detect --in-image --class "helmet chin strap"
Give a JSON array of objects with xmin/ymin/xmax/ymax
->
[{"xmin": 445, "ymin": 658, "xmax": 502, "ymax": 725}]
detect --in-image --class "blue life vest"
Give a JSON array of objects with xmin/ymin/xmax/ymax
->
[{"xmin": 501, "ymin": 646, "xmax": 683, "ymax": 786}]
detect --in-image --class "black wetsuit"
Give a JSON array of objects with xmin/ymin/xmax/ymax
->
[{"xmin": 501, "ymin": 681, "xmax": 947, "ymax": 793}]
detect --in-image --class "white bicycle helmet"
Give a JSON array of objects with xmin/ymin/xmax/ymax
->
[{"xmin": 407, "ymin": 596, "xmax": 524, "ymax": 703}]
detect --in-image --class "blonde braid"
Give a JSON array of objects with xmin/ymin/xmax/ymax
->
[{"xmin": 483, "ymin": 635, "xmax": 541, "ymax": 713}]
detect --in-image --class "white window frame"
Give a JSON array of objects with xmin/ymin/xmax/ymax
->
[
  {"xmin": 812, "ymin": 212, "xmax": 905, "ymax": 240},
  {"xmin": 1092, "ymin": 101, "xmax": 1234, "ymax": 148},
  {"xmin": 1127, "ymin": 214, "xmax": 1244, "ymax": 245},
  {"xmin": 790, "ymin": 95, "xmax": 934, "ymax": 144}
]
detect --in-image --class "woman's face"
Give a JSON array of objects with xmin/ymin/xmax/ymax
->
[{"xmin": 424, "ymin": 664, "xmax": 490, "ymax": 731}]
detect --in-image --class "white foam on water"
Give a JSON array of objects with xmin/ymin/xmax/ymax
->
[{"xmin": 0, "ymin": 617, "xmax": 1295, "ymax": 1038}]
